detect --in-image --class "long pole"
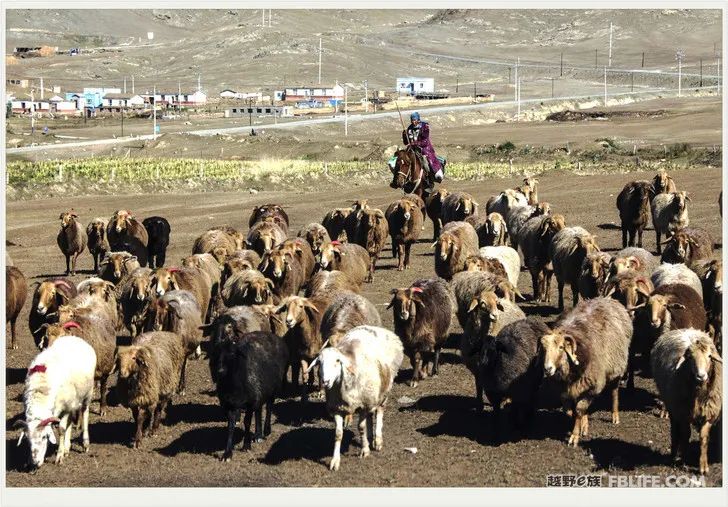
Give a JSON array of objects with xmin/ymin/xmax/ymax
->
[
  {"xmin": 268, "ymin": 9, "xmax": 272, "ymax": 27},
  {"xmin": 603, "ymin": 66, "xmax": 607, "ymax": 106},
  {"xmin": 677, "ymin": 58, "xmax": 682, "ymax": 97},
  {"xmin": 30, "ymin": 89, "xmax": 35, "ymax": 134},
  {"xmin": 560, "ymin": 52, "xmax": 563, "ymax": 76},
  {"xmin": 551, "ymin": 77, "xmax": 554, "ymax": 98},
  {"xmin": 395, "ymin": 100, "xmax": 408, "ymax": 145},
  {"xmin": 516, "ymin": 77, "xmax": 521, "ymax": 121},
  {"xmin": 318, "ymin": 38, "xmax": 322, "ymax": 84},
  {"xmin": 608, "ymin": 22, "xmax": 613, "ymax": 67},
  {"xmin": 178, "ymin": 81, "xmax": 181, "ymax": 113},
  {"xmin": 344, "ymin": 86, "xmax": 348, "ymax": 136},
  {"xmin": 132, "ymin": 75, "xmax": 135, "ymax": 94},
  {"xmin": 121, "ymin": 108, "xmax": 124, "ymax": 137},
  {"xmin": 124, "ymin": 76, "xmax": 127, "ymax": 94},
  {"xmin": 364, "ymin": 80, "xmax": 368, "ymax": 113},
  {"xmin": 631, "ymin": 71, "xmax": 634, "ymax": 92},
  {"xmin": 595, "ymin": 49, "xmax": 598, "ymax": 68},
  {"xmin": 699, "ymin": 58, "xmax": 703, "ymax": 87},
  {"xmin": 262, "ymin": 9, "xmax": 265, "ymax": 27},
  {"xmin": 514, "ymin": 58, "xmax": 519, "ymax": 101},
  {"xmin": 153, "ymin": 85, "xmax": 157, "ymax": 139},
  {"xmin": 641, "ymin": 52, "xmax": 645, "ymax": 68},
  {"xmin": 40, "ymin": 77, "xmax": 44, "ymax": 100}
]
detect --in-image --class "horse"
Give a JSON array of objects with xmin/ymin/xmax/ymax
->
[{"xmin": 389, "ymin": 147, "xmax": 427, "ymax": 200}]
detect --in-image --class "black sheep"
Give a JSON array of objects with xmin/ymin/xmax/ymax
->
[
  {"xmin": 616, "ymin": 180, "xmax": 651, "ymax": 248},
  {"xmin": 110, "ymin": 238, "xmax": 148, "ymax": 267},
  {"xmin": 479, "ymin": 317, "xmax": 549, "ymax": 439},
  {"xmin": 142, "ymin": 216, "xmax": 171, "ymax": 269},
  {"xmin": 209, "ymin": 330, "xmax": 288, "ymax": 461}
]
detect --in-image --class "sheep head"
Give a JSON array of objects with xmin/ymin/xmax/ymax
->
[
  {"xmin": 540, "ymin": 214, "xmax": 566, "ymax": 239},
  {"xmin": 586, "ymin": 253, "xmax": 611, "ymax": 282},
  {"xmin": 240, "ymin": 275, "xmax": 274, "ymax": 305},
  {"xmin": 151, "ymin": 267, "xmax": 180, "ymax": 297},
  {"xmin": 112, "ymin": 210, "xmax": 133, "ymax": 234},
  {"xmin": 704, "ymin": 259, "xmax": 723, "ymax": 293},
  {"xmin": 387, "ymin": 286, "xmax": 424, "ymax": 321},
  {"xmin": 662, "ymin": 230, "xmax": 697, "ymax": 263},
  {"xmin": 603, "ymin": 274, "xmax": 652, "ymax": 309},
  {"xmin": 675, "ymin": 334, "xmax": 722, "ymax": 384},
  {"xmin": 652, "ymin": 170, "xmax": 674, "ymax": 194},
  {"xmin": 318, "ymin": 241, "xmax": 344, "ymax": 270},
  {"xmin": 535, "ymin": 202, "xmax": 551, "ymax": 216},
  {"xmin": 455, "ymin": 195, "xmax": 476, "ymax": 216},
  {"xmin": 434, "ymin": 232, "xmax": 458, "ymax": 261},
  {"xmin": 58, "ymin": 210, "xmax": 78, "ymax": 229},
  {"xmin": 78, "ymin": 277, "xmax": 116, "ymax": 303},
  {"xmin": 318, "ymin": 347, "xmax": 354, "ymax": 389},
  {"xmin": 87, "ymin": 219, "xmax": 106, "ymax": 239},
  {"xmin": 611, "ymin": 255, "xmax": 642, "ymax": 276},
  {"xmin": 396, "ymin": 199, "xmax": 417, "ymax": 221},
  {"xmin": 349, "ymin": 199, "xmax": 369, "ymax": 212},
  {"xmin": 15, "ymin": 415, "xmax": 59, "ymax": 469},
  {"xmin": 464, "ymin": 256, "xmax": 486, "ymax": 272},
  {"xmin": 541, "ymin": 330, "xmax": 580, "ymax": 377},
  {"xmin": 102, "ymin": 252, "xmax": 138, "ymax": 282},
  {"xmin": 277, "ymin": 296, "xmax": 319, "ymax": 329},
  {"xmin": 117, "ymin": 345, "xmax": 146, "ymax": 379},
  {"xmin": 259, "ymin": 249, "xmax": 289, "ymax": 281},
  {"xmin": 672, "ymin": 191, "xmax": 690, "ymax": 212},
  {"xmin": 34, "ymin": 280, "xmax": 72, "ymax": 315},
  {"xmin": 303, "ymin": 226, "xmax": 329, "ymax": 254},
  {"xmin": 486, "ymin": 212, "xmax": 506, "ymax": 237}
]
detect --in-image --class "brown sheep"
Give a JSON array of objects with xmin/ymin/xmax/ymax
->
[
  {"xmin": 433, "ymin": 221, "xmax": 479, "ymax": 281},
  {"xmin": 389, "ymin": 279, "xmax": 453, "ymax": 387},
  {"xmin": 341, "ymin": 200, "xmax": 370, "ymax": 244},
  {"xmin": 425, "ymin": 188, "xmax": 450, "ymax": 240},
  {"xmin": 6, "ymin": 266, "xmax": 28, "ymax": 349},
  {"xmin": 522, "ymin": 176, "xmax": 539, "ymax": 205},
  {"xmin": 248, "ymin": 204, "xmax": 290, "ymax": 235},
  {"xmin": 277, "ymin": 295, "xmax": 331, "ymax": 401},
  {"xmin": 193, "ymin": 229, "xmax": 239, "ymax": 262},
  {"xmin": 118, "ymin": 267, "xmax": 154, "ymax": 337},
  {"xmin": 652, "ymin": 191, "xmax": 690, "ymax": 254},
  {"xmin": 246, "ymin": 219, "xmax": 287, "ymax": 257},
  {"xmin": 322, "ymin": 208, "xmax": 352, "ymax": 242},
  {"xmin": 275, "ymin": 238, "xmax": 316, "ymax": 283},
  {"xmin": 577, "ymin": 252, "xmax": 613, "ymax": 300},
  {"xmin": 541, "ymin": 297, "xmax": 632, "ymax": 446},
  {"xmin": 208, "ymin": 225, "xmax": 246, "ymax": 250},
  {"xmin": 221, "ymin": 269, "xmax": 276, "ymax": 306},
  {"xmin": 650, "ymin": 169, "xmax": 677, "ymax": 198},
  {"xmin": 467, "ymin": 212, "xmax": 508, "ymax": 247},
  {"xmin": 56, "ymin": 299, "xmax": 117, "ymax": 416},
  {"xmin": 297, "ymin": 223, "xmax": 331, "ymax": 255},
  {"xmin": 609, "ymin": 247, "xmax": 658, "ymax": 277},
  {"xmin": 150, "ymin": 267, "xmax": 211, "ymax": 322},
  {"xmin": 520, "ymin": 214, "xmax": 566, "ymax": 303},
  {"xmin": 76, "ymin": 277, "xmax": 119, "ymax": 327},
  {"xmin": 116, "ymin": 331, "xmax": 185, "ymax": 448},
  {"xmin": 385, "ymin": 196, "xmax": 424, "ymax": 271},
  {"xmin": 616, "ymin": 180, "xmax": 651, "ymax": 248},
  {"xmin": 221, "ymin": 250, "xmax": 262, "ymax": 287},
  {"xmin": 441, "ymin": 191, "xmax": 478, "ymax": 225},
  {"xmin": 107, "ymin": 209, "xmax": 149, "ymax": 249},
  {"xmin": 317, "ymin": 241, "xmax": 370, "ymax": 286},
  {"xmin": 602, "ymin": 271, "xmax": 654, "ymax": 310},
  {"xmin": 143, "ymin": 289, "xmax": 203, "ymax": 394},
  {"xmin": 549, "ymin": 226, "xmax": 600, "ymax": 311},
  {"xmin": 57, "ymin": 210, "xmax": 87, "ymax": 275},
  {"xmin": 463, "ymin": 255, "xmax": 510, "ymax": 282},
  {"xmin": 86, "ymin": 218, "xmax": 110, "ymax": 273},
  {"xmin": 28, "ymin": 278, "xmax": 77, "ymax": 349},
  {"xmin": 258, "ymin": 248, "xmax": 305, "ymax": 298},
  {"xmin": 321, "ymin": 291, "xmax": 381, "ymax": 347},
  {"xmin": 660, "ymin": 227, "xmax": 714, "ymax": 266},
  {"xmin": 305, "ymin": 270, "xmax": 360, "ymax": 298},
  {"xmin": 182, "ymin": 253, "xmax": 222, "ymax": 299},
  {"xmin": 99, "ymin": 251, "xmax": 141, "ymax": 286},
  {"xmin": 350, "ymin": 208, "xmax": 389, "ymax": 282},
  {"xmin": 692, "ymin": 259, "xmax": 722, "ymax": 349}
]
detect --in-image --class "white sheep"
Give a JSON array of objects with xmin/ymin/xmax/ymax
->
[
  {"xmin": 317, "ymin": 325, "xmax": 404, "ymax": 471},
  {"xmin": 651, "ymin": 191, "xmax": 690, "ymax": 254},
  {"xmin": 16, "ymin": 335, "xmax": 96, "ymax": 469},
  {"xmin": 479, "ymin": 246, "xmax": 520, "ymax": 287},
  {"xmin": 651, "ymin": 263, "xmax": 703, "ymax": 299}
]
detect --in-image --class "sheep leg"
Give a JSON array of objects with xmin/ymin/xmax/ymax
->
[
  {"xmin": 404, "ymin": 242, "xmax": 413, "ymax": 269},
  {"xmin": 263, "ymin": 399, "xmax": 273, "ymax": 437},
  {"xmin": 678, "ymin": 420, "xmax": 690, "ymax": 463},
  {"xmin": 65, "ymin": 254, "xmax": 71, "ymax": 276},
  {"xmin": 157, "ymin": 250, "xmax": 166, "ymax": 268},
  {"xmin": 669, "ymin": 418, "xmax": 680, "ymax": 462},
  {"xmin": 367, "ymin": 257, "xmax": 375, "ymax": 283},
  {"xmin": 392, "ymin": 240, "xmax": 398, "ymax": 259},
  {"xmin": 373, "ymin": 407, "xmax": 384, "ymax": 451},
  {"xmin": 300, "ymin": 359, "xmax": 310, "ymax": 403},
  {"xmin": 358, "ymin": 411, "xmax": 371, "ymax": 458},
  {"xmin": 242, "ymin": 409, "xmax": 254, "ymax": 451},
  {"xmin": 699, "ymin": 422, "xmax": 711, "ymax": 475},
  {"xmin": 637, "ymin": 227, "xmax": 643, "ymax": 248},
  {"xmin": 407, "ymin": 352, "xmax": 419, "ymax": 387},
  {"xmin": 432, "ymin": 346, "xmax": 441, "ymax": 376},
  {"xmin": 72, "ymin": 251, "xmax": 80, "ymax": 275},
  {"xmin": 530, "ymin": 270, "xmax": 541, "ymax": 302},
  {"xmin": 557, "ymin": 278, "xmax": 565, "ymax": 311},
  {"xmin": 221, "ymin": 409, "xmax": 239, "ymax": 461},
  {"xmin": 567, "ymin": 411, "xmax": 582, "ymax": 447},
  {"xmin": 93, "ymin": 253, "xmax": 99, "ymax": 274},
  {"xmin": 621, "ymin": 226, "xmax": 628, "ymax": 248},
  {"xmin": 10, "ymin": 319, "xmax": 17, "ymax": 349},
  {"xmin": 475, "ymin": 376, "xmax": 484, "ymax": 412},
  {"xmin": 81, "ymin": 403, "xmax": 90, "ymax": 453},
  {"xmin": 543, "ymin": 270, "xmax": 554, "ymax": 303},
  {"xmin": 397, "ymin": 243, "xmax": 405, "ymax": 270},
  {"xmin": 329, "ymin": 414, "xmax": 344, "ymax": 471},
  {"xmin": 99, "ymin": 376, "xmax": 108, "ymax": 416},
  {"xmin": 571, "ymin": 283, "xmax": 579, "ymax": 308},
  {"xmin": 133, "ymin": 407, "xmax": 146, "ymax": 448},
  {"xmin": 177, "ymin": 357, "xmax": 188, "ymax": 395},
  {"xmin": 254, "ymin": 408, "xmax": 264, "ymax": 443},
  {"xmin": 655, "ymin": 230, "xmax": 662, "ymax": 255}
]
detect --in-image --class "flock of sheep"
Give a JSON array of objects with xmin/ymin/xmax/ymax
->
[{"xmin": 4, "ymin": 168, "xmax": 723, "ymax": 476}]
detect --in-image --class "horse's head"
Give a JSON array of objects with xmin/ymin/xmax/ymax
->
[{"xmin": 390, "ymin": 149, "xmax": 414, "ymax": 189}]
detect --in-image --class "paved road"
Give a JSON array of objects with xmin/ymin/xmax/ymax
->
[{"xmin": 6, "ymin": 86, "xmax": 717, "ymax": 154}]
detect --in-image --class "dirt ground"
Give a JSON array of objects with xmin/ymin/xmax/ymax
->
[{"xmin": 4, "ymin": 165, "xmax": 723, "ymax": 487}]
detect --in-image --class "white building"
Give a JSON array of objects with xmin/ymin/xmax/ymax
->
[
  {"xmin": 396, "ymin": 77, "xmax": 435, "ymax": 95},
  {"xmin": 101, "ymin": 93, "xmax": 145, "ymax": 109},
  {"xmin": 225, "ymin": 105, "xmax": 292, "ymax": 118}
]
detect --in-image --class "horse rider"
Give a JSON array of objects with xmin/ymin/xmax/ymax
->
[{"xmin": 402, "ymin": 112, "xmax": 444, "ymax": 189}]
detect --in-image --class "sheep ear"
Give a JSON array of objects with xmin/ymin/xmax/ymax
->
[
  {"xmin": 431, "ymin": 241, "xmax": 438, "ymax": 249},
  {"xmin": 386, "ymin": 296, "xmax": 396, "ymax": 310},
  {"xmin": 455, "ymin": 202, "xmax": 461, "ymax": 211},
  {"xmin": 242, "ymin": 287, "xmax": 249, "ymax": 299},
  {"xmin": 668, "ymin": 302, "xmax": 686, "ymax": 310},
  {"xmin": 47, "ymin": 428, "xmax": 57, "ymax": 445},
  {"xmin": 265, "ymin": 279, "xmax": 275, "ymax": 289},
  {"xmin": 58, "ymin": 213, "xmax": 64, "ymax": 219},
  {"xmin": 711, "ymin": 355, "xmax": 722, "ymax": 364},
  {"xmin": 303, "ymin": 300, "xmax": 320, "ymax": 313},
  {"xmin": 198, "ymin": 323, "xmax": 213, "ymax": 336},
  {"xmin": 467, "ymin": 299, "xmax": 479, "ymax": 313},
  {"xmin": 259, "ymin": 259, "xmax": 269, "ymax": 272},
  {"xmin": 675, "ymin": 354, "xmax": 686, "ymax": 370},
  {"xmin": 563, "ymin": 335, "xmax": 579, "ymax": 365},
  {"xmin": 660, "ymin": 238, "xmax": 673, "ymax": 245},
  {"xmin": 685, "ymin": 194, "xmax": 691, "ymax": 202}
]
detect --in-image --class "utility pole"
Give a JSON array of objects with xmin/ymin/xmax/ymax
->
[
  {"xmin": 456, "ymin": 76, "xmax": 459, "ymax": 93},
  {"xmin": 631, "ymin": 71, "xmax": 634, "ymax": 92},
  {"xmin": 699, "ymin": 58, "xmax": 703, "ymax": 87},
  {"xmin": 595, "ymin": 49, "xmax": 598, "ymax": 69},
  {"xmin": 516, "ymin": 77, "xmax": 521, "ymax": 120},
  {"xmin": 608, "ymin": 21, "xmax": 613, "ymax": 67},
  {"xmin": 318, "ymin": 37, "xmax": 322, "ymax": 84},
  {"xmin": 676, "ymin": 49, "xmax": 684, "ymax": 97},
  {"xmin": 153, "ymin": 85, "xmax": 157, "ymax": 139},
  {"xmin": 514, "ymin": 58, "xmax": 519, "ymax": 101},
  {"xmin": 248, "ymin": 98, "xmax": 252, "ymax": 126},
  {"xmin": 603, "ymin": 66, "xmax": 607, "ymax": 106},
  {"xmin": 344, "ymin": 86, "xmax": 348, "ymax": 136},
  {"xmin": 30, "ymin": 89, "xmax": 35, "ymax": 134},
  {"xmin": 124, "ymin": 76, "xmax": 127, "ymax": 94},
  {"xmin": 40, "ymin": 77, "xmax": 44, "ymax": 100},
  {"xmin": 560, "ymin": 52, "xmax": 563, "ymax": 76},
  {"xmin": 121, "ymin": 108, "xmax": 124, "ymax": 137},
  {"xmin": 363, "ymin": 80, "xmax": 368, "ymax": 112},
  {"xmin": 178, "ymin": 81, "xmax": 181, "ymax": 114},
  {"xmin": 551, "ymin": 77, "xmax": 554, "ymax": 98},
  {"xmin": 473, "ymin": 82, "xmax": 476, "ymax": 100},
  {"xmin": 197, "ymin": 74, "xmax": 201, "ymax": 93},
  {"xmin": 132, "ymin": 75, "xmax": 135, "ymax": 94},
  {"xmin": 262, "ymin": 9, "xmax": 265, "ymax": 27},
  {"xmin": 641, "ymin": 52, "xmax": 645, "ymax": 68},
  {"xmin": 269, "ymin": 9, "xmax": 272, "ymax": 27}
]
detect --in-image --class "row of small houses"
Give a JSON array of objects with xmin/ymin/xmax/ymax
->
[{"xmin": 9, "ymin": 87, "xmax": 207, "ymax": 115}]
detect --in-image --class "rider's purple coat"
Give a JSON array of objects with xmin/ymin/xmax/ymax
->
[{"xmin": 402, "ymin": 122, "xmax": 442, "ymax": 172}]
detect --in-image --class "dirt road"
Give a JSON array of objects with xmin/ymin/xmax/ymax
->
[{"xmin": 5, "ymin": 166, "xmax": 722, "ymax": 487}]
